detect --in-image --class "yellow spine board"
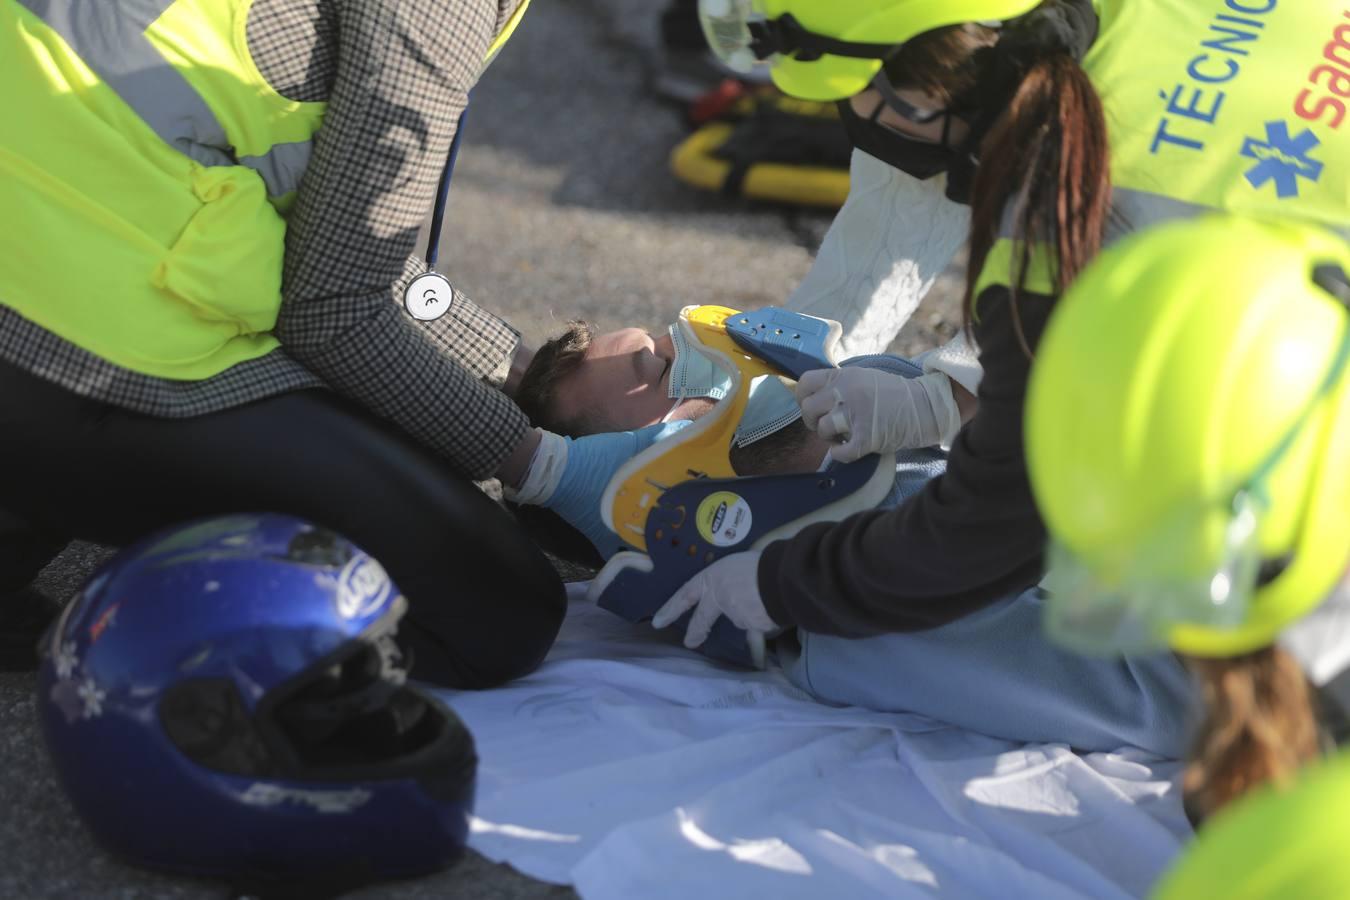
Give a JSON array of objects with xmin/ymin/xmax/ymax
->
[{"xmin": 668, "ymin": 125, "xmax": 851, "ymax": 209}]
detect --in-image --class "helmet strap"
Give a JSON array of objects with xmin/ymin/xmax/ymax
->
[{"xmin": 748, "ymin": 13, "xmax": 899, "ymax": 63}]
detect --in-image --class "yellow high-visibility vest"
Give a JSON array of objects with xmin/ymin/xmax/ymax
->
[
  {"xmin": 975, "ymin": 0, "xmax": 1348, "ymax": 299},
  {"xmin": 0, "ymin": 0, "xmax": 527, "ymax": 380},
  {"xmin": 1152, "ymin": 748, "xmax": 1350, "ymax": 899}
]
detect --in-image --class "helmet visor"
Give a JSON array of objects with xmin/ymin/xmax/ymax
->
[
  {"xmin": 1043, "ymin": 491, "xmax": 1263, "ymax": 656},
  {"xmin": 698, "ymin": 0, "xmax": 774, "ymax": 74}
]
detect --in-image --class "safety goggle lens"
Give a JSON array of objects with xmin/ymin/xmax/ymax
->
[
  {"xmin": 698, "ymin": 0, "xmax": 771, "ymax": 73},
  {"xmin": 1042, "ymin": 492, "xmax": 1264, "ymax": 655}
]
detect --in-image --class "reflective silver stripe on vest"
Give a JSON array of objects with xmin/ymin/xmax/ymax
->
[
  {"xmin": 999, "ymin": 185, "xmax": 1350, "ymax": 245},
  {"xmin": 995, "ymin": 186, "xmax": 1214, "ymax": 245},
  {"xmin": 1109, "ymin": 188, "xmax": 1350, "ymax": 243},
  {"xmin": 18, "ymin": 0, "xmax": 310, "ymax": 197},
  {"xmin": 239, "ymin": 140, "xmax": 311, "ymax": 198},
  {"xmin": 1103, "ymin": 188, "xmax": 1215, "ymax": 246}
]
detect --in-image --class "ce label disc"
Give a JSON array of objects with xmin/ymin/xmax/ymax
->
[{"xmin": 404, "ymin": 272, "xmax": 455, "ymax": 321}]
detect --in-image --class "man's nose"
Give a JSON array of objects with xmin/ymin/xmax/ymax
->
[{"xmin": 653, "ymin": 330, "xmax": 674, "ymax": 358}]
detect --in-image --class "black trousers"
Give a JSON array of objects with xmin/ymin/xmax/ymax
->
[{"xmin": 0, "ymin": 359, "xmax": 565, "ymax": 689}]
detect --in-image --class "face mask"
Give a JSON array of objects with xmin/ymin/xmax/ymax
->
[
  {"xmin": 837, "ymin": 98, "xmax": 995, "ymax": 206},
  {"xmin": 836, "ymin": 99, "xmax": 959, "ymax": 181},
  {"xmin": 668, "ymin": 321, "xmax": 731, "ymax": 404},
  {"xmin": 665, "ymin": 323, "xmax": 803, "ymax": 447},
  {"xmin": 942, "ymin": 147, "xmax": 981, "ymax": 206}
]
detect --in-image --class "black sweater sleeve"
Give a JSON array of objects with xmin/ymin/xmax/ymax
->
[{"xmin": 757, "ymin": 285, "xmax": 1056, "ymax": 637}]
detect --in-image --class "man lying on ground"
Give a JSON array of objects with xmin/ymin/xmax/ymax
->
[
  {"xmin": 513, "ymin": 320, "xmax": 967, "ymax": 549},
  {"xmin": 509, "ymin": 318, "xmax": 1196, "ymax": 760},
  {"xmin": 516, "ymin": 320, "xmax": 831, "ymax": 479}
]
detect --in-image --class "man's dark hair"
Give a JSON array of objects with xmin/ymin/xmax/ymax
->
[
  {"xmin": 515, "ymin": 321, "xmax": 611, "ymax": 436},
  {"xmin": 730, "ymin": 418, "xmax": 812, "ymax": 476}
]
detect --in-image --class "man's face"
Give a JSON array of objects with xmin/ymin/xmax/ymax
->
[{"xmin": 551, "ymin": 327, "xmax": 714, "ymax": 433}]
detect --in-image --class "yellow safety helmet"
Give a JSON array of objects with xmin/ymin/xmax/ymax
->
[
  {"xmin": 698, "ymin": 0, "xmax": 1041, "ymax": 101},
  {"xmin": 1025, "ymin": 214, "xmax": 1350, "ymax": 658},
  {"xmin": 1151, "ymin": 749, "xmax": 1350, "ymax": 899}
]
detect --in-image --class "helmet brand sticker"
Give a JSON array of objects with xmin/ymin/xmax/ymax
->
[
  {"xmin": 335, "ymin": 555, "xmax": 392, "ymax": 620},
  {"xmin": 695, "ymin": 491, "xmax": 753, "ymax": 548},
  {"xmin": 240, "ymin": 783, "xmax": 373, "ymax": 814}
]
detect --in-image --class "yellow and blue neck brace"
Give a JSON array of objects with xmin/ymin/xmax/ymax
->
[
  {"xmin": 665, "ymin": 322, "xmax": 803, "ymax": 447},
  {"xmin": 602, "ymin": 304, "xmax": 853, "ymax": 552},
  {"xmin": 603, "ymin": 305, "xmax": 776, "ymax": 553},
  {"xmin": 590, "ymin": 304, "xmax": 897, "ymax": 667}
]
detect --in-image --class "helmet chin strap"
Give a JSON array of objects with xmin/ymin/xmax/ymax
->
[
  {"xmin": 747, "ymin": 12, "xmax": 898, "ymax": 63},
  {"xmin": 1278, "ymin": 574, "xmax": 1350, "ymax": 747}
]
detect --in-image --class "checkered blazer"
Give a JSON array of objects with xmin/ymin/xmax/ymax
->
[{"xmin": 0, "ymin": 0, "xmax": 528, "ymax": 480}]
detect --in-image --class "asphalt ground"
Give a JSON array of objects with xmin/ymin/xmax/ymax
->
[{"xmin": 0, "ymin": 1, "xmax": 964, "ymax": 896}]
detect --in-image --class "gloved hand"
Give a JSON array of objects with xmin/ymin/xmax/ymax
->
[
  {"xmin": 795, "ymin": 367, "xmax": 962, "ymax": 463},
  {"xmin": 652, "ymin": 551, "xmax": 775, "ymax": 669},
  {"xmin": 507, "ymin": 421, "xmax": 692, "ymax": 557}
]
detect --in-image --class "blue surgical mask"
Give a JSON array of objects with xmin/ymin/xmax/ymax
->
[
  {"xmin": 666, "ymin": 324, "xmax": 802, "ymax": 447},
  {"xmin": 668, "ymin": 321, "xmax": 731, "ymax": 402}
]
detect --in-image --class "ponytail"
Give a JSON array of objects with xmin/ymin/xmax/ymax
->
[
  {"xmin": 962, "ymin": 52, "xmax": 1111, "ymax": 349},
  {"xmin": 1182, "ymin": 647, "xmax": 1321, "ymax": 825}
]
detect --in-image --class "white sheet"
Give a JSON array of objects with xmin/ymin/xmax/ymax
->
[{"xmin": 440, "ymin": 585, "xmax": 1191, "ymax": 899}]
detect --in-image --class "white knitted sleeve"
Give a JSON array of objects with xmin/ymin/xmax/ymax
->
[{"xmin": 785, "ymin": 149, "xmax": 970, "ymax": 357}]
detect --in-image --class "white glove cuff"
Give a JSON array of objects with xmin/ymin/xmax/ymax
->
[
  {"xmin": 504, "ymin": 429, "xmax": 568, "ymax": 506},
  {"xmin": 914, "ymin": 371, "xmax": 964, "ymax": 448},
  {"xmin": 916, "ymin": 330, "xmax": 983, "ymax": 396}
]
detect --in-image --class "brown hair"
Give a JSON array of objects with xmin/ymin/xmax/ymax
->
[
  {"xmin": 882, "ymin": 23, "xmax": 999, "ymax": 106},
  {"xmin": 729, "ymin": 418, "xmax": 812, "ymax": 476},
  {"xmin": 1182, "ymin": 647, "xmax": 1321, "ymax": 825},
  {"xmin": 965, "ymin": 52, "xmax": 1111, "ymax": 353},
  {"xmin": 515, "ymin": 321, "xmax": 607, "ymax": 436},
  {"xmin": 886, "ymin": 2, "xmax": 1112, "ymax": 355}
]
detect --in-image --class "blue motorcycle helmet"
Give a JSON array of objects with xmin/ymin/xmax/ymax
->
[{"xmin": 35, "ymin": 514, "xmax": 477, "ymax": 891}]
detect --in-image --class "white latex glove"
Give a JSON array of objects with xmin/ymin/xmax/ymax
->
[
  {"xmin": 795, "ymin": 367, "xmax": 962, "ymax": 462},
  {"xmin": 651, "ymin": 551, "xmax": 774, "ymax": 669}
]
